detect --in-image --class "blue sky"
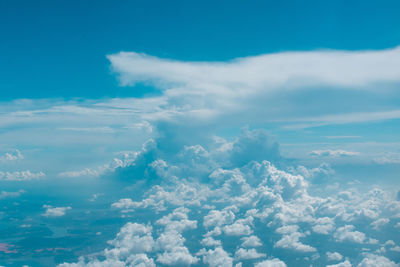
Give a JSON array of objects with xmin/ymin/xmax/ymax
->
[
  {"xmin": 2, "ymin": 0, "xmax": 400, "ymax": 100},
  {"xmin": 1, "ymin": 1, "xmax": 400, "ymax": 267}
]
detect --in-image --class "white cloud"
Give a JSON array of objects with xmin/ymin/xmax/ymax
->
[
  {"xmin": 310, "ymin": 149, "xmax": 359, "ymax": 157},
  {"xmin": 374, "ymin": 152, "xmax": 400, "ymax": 165},
  {"xmin": 126, "ymin": 254, "xmax": 155, "ymax": 267},
  {"xmin": 105, "ymin": 223, "xmax": 154, "ymax": 259},
  {"xmin": 327, "ymin": 260, "xmax": 352, "ymax": 267},
  {"xmin": 223, "ymin": 218, "xmax": 253, "ymax": 236},
  {"xmin": 390, "ymin": 246, "xmax": 400, "ymax": 252},
  {"xmin": 334, "ymin": 225, "xmax": 366, "ymax": 244},
  {"xmin": 155, "ymin": 207, "xmax": 197, "ymax": 232},
  {"xmin": 274, "ymin": 231, "xmax": 316, "ymax": 252},
  {"xmin": 201, "ymin": 236, "xmax": 221, "ymax": 247},
  {"xmin": 153, "ymin": 208, "xmax": 199, "ymax": 266},
  {"xmin": 371, "ymin": 218, "xmax": 389, "ymax": 230},
  {"xmin": 0, "ymin": 149, "xmax": 23, "ymax": 162},
  {"xmin": 197, "ymin": 247, "xmax": 233, "ymax": 267},
  {"xmin": 312, "ymin": 217, "xmax": 335, "ymax": 235},
  {"xmin": 106, "ymin": 48, "xmax": 400, "ymax": 131},
  {"xmin": 42, "ymin": 205, "xmax": 71, "ymax": 217},
  {"xmin": 156, "ymin": 246, "xmax": 199, "ymax": 266},
  {"xmin": 255, "ymin": 258, "xmax": 287, "ymax": 267},
  {"xmin": 241, "ymin": 235, "xmax": 263, "ymax": 247},
  {"xmin": 357, "ymin": 254, "xmax": 398, "ymax": 267},
  {"xmin": 284, "ymin": 110, "xmax": 400, "ymax": 129},
  {"xmin": 0, "ymin": 170, "xmax": 45, "ymax": 181},
  {"xmin": 58, "ymin": 257, "xmax": 126, "ymax": 267},
  {"xmin": 59, "ymin": 155, "xmax": 136, "ymax": 178},
  {"xmin": 0, "ymin": 189, "xmax": 25, "ymax": 199},
  {"xmin": 234, "ymin": 248, "xmax": 266, "ymax": 260},
  {"xmin": 108, "ymin": 48, "xmax": 400, "ymax": 92},
  {"xmin": 204, "ymin": 209, "xmax": 236, "ymax": 228},
  {"xmin": 58, "ymin": 167, "xmax": 107, "ymax": 178},
  {"xmin": 58, "ymin": 127, "xmax": 116, "ymax": 133},
  {"xmin": 326, "ymin": 252, "xmax": 343, "ymax": 262},
  {"xmin": 58, "ymin": 135, "xmax": 400, "ymax": 266}
]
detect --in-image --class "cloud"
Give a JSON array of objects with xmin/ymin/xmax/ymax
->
[
  {"xmin": 58, "ymin": 131, "xmax": 400, "ymax": 266},
  {"xmin": 223, "ymin": 218, "xmax": 253, "ymax": 236},
  {"xmin": 58, "ymin": 127, "xmax": 116, "ymax": 133},
  {"xmin": 203, "ymin": 208, "xmax": 236, "ymax": 228},
  {"xmin": 327, "ymin": 260, "xmax": 352, "ymax": 267},
  {"xmin": 357, "ymin": 254, "xmax": 398, "ymax": 267},
  {"xmin": 154, "ymin": 207, "xmax": 199, "ymax": 266},
  {"xmin": 0, "ymin": 189, "xmax": 25, "ymax": 199},
  {"xmin": 105, "ymin": 48, "xmax": 400, "ymax": 132},
  {"xmin": 0, "ymin": 149, "xmax": 23, "ymax": 162},
  {"xmin": 274, "ymin": 228, "xmax": 316, "ymax": 252},
  {"xmin": 326, "ymin": 251, "xmax": 343, "ymax": 262},
  {"xmin": 371, "ymin": 218, "xmax": 389, "ymax": 230},
  {"xmin": 241, "ymin": 235, "xmax": 263, "ymax": 247},
  {"xmin": 106, "ymin": 223, "xmax": 154, "ymax": 257},
  {"xmin": 42, "ymin": 205, "xmax": 71, "ymax": 217},
  {"xmin": 312, "ymin": 217, "xmax": 335, "ymax": 234},
  {"xmin": 234, "ymin": 248, "xmax": 266, "ymax": 260},
  {"xmin": 197, "ymin": 247, "xmax": 233, "ymax": 267},
  {"xmin": 333, "ymin": 225, "xmax": 366, "ymax": 244},
  {"xmin": 126, "ymin": 254, "xmax": 155, "ymax": 267},
  {"xmin": 156, "ymin": 247, "xmax": 199, "ymax": 266},
  {"xmin": 283, "ymin": 110, "xmax": 400, "ymax": 129},
  {"xmin": 108, "ymin": 47, "xmax": 400, "ymax": 91},
  {"xmin": 255, "ymin": 258, "xmax": 287, "ymax": 267},
  {"xmin": 58, "ymin": 154, "xmax": 136, "ymax": 178},
  {"xmin": 228, "ymin": 128, "xmax": 281, "ymax": 167},
  {"xmin": 201, "ymin": 237, "xmax": 222, "ymax": 247},
  {"xmin": 0, "ymin": 170, "xmax": 45, "ymax": 181},
  {"xmin": 374, "ymin": 152, "xmax": 400, "ymax": 165},
  {"xmin": 309, "ymin": 149, "xmax": 359, "ymax": 157}
]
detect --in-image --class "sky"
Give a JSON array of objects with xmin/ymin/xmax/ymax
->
[{"xmin": 1, "ymin": 1, "xmax": 400, "ymax": 266}]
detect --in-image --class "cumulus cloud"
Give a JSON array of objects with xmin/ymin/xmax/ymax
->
[
  {"xmin": 274, "ymin": 227, "xmax": 316, "ymax": 252},
  {"xmin": 223, "ymin": 218, "xmax": 253, "ymax": 236},
  {"xmin": 326, "ymin": 251, "xmax": 344, "ymax": 262},
  {"xmin": 201, "ymin": 236, "xmax": 221, "ymax": 247},
  {"xmin": 357, "ymin": 254, "xmax": 398, "ymax": 267},
  {"xmin": 234, "ymin": 248, "xmax": 266, "ymax": 260},
  {"xmin": 241, "ymin": 235, "xmax": 263, "ymax": 247},
  {"xmin": 42, "ymin": 205, "xmax": 71, "ymax": 217},
  {"xmin": 197, "ymin": 247, "xmax": 233, "ymax": 267},
  {"xmin": 334, "ymin": 225, "xmax": 366, "ymax": 244},
  {"xmin": 204, "ymin": 208, "xmax": 235, "ymax": 228},
  {"xmin": 255, "ymin": 258, "xmax": 287, "ymax": 267},
  {"xmin": 59, "ymin": 131, "xmax": 400, "ymax": 266}
]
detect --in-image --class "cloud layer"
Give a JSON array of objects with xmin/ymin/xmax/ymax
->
[{"xmin": 58, "ymin": 130, "xmax": 400, "ymax": 266}]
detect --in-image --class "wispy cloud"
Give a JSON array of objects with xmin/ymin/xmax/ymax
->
[
  {"xmin": 0, "ymin": 170, "xmax": 45, "ymax": 181},
  {"xmin": 108, "ymin": 47, "xmax": 400, "ymax": 91},
  {"xmin": 309, "ymin": 149, "xmax": 360, "ymax": 157},
  {"xmin": 107, "ymin": 48, "xmax": 400, "ymax": 129},
  {"xmin": 283, "ymin": 110, "xmax": 400, "ymax": 129}
]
